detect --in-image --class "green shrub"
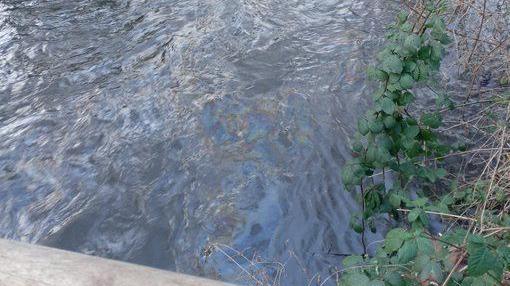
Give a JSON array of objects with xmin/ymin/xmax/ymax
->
[{"xmin": 339, "ymin": 1, "xmax": 510, "ymax": 285}]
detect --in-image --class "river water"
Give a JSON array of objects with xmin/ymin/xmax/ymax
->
[{"xmin": 0, "ymin": 0, "xmax": 392, "ymax": 285}]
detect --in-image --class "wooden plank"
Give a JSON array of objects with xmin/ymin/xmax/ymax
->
[{"xmin": 0, "ymin": 239, "xmax": 235, "ymax": 286}]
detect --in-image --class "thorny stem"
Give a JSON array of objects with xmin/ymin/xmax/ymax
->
[
  {"xmin": 397, "ymin": 208, "xmax": 477, "ymax": 222},
  {"xmin": 360, "ymin": 183, "xmax": 368, "ymax": 257},
  {"xmin": 465, "ymin": 0, "xmax": 487, "ymax": 65},
  {"xmin": 441, "ymin": 250, "xmax": 467, "ymax": 286}
]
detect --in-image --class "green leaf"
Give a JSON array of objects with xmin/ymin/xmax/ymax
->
[
  {"xmin": 397, "ymin": 11, "xmax": 409, "ymax": 24},
  {"xmin": 404, "ymin": 141, "xmax": 421, "ymax": 158},
  {"xmin": 431, "ymin": 41, "xmax": 443, "ymax": 61},
  {"xmin": 419, "ymin": 167, "xmax": 447, "ymax": 183},
  {"xmin": 404, "ymin": 34, "xmax": 421, "ymax": 51},
  {"xmin": 369, "ymin": 120, "xmax": 384, "ymax": 134},
  {"xmin": 384, "ymin": 228, "xmax": 408, "ymax": 253},
  {"xmin": 376, "ymin": 147, "xmax": 391, "ymax": 164},
  {"xmin": 378, "ymin": 134, "xmax": 393, "ymax": 149},
  {"xmin": 383, "ymin": 116, "xmax": 396, "ymax": 129},
  {"xmin": 399, "ymin": 74, "xmax": 414, "ymax": 90},
  {"xmin": 358, "ymin": 118, "xmax": 370, "ymax": 135},
  {"xmin": 463, "ymin": 276, "xmax": 501, "ymax": 286},
  {"xmin": 352, "ymin": 141, "xmax": 364, "ymax": 153},
  {"xmin": 497, "ymin": 246, "xmax": 510, "ymax": 265},
  {"xmin": 434, "ymin": 168, "xmax": 447, "ymax": 179},
  {"xmin": 397, "ymin": 239, "xmax": 418, "ymax": 263},
  {"xmin": 413, "ymin": 61, "xmax": 430, "ymax": 81},
  {"xmin": 408, "ymin": 197, "xmax": 428, "ymax": 208},
  {"xmin": 404, "ymin": 61, "xmax": 417, "ymax": 73},
  {"xmin": 433, "ymin": 24, "xmax": 451, "ymax": 45},
  {"xmin": 368, "ymin": 280, "xmax": 385, "ymax": 286},
  {"xmin": 444, "ymin": 229, "xmax": 469, "ymax": 246},
  {"xmin": 419, "ymin": 261, "xmax": 444, "ymax": 283},
  {"xmin": 350, "ymin": 212, "xmax": 365, "ymax": 232},
  {"xmin": 398, "ymin": 91, "xmax": 415, "ymax": 106},
  {"xmin": 419, "ymin": 167, "xmax": 435, "ymax": 183},
  {"xmin": 404, "ymin": 125, "xmax": 420, "ymax": 139},
  {"xmin": 418, "ymin": 211, "xmax": 430, "ymax": 226},
  {"xmin": 389, "ymin": 192, "xmax": 402, "ymax": 208},
  {"xmin": 416, "ymin": 236, "xmax": 435, "ymax": 256},
  {"xmin": 382, "ymin": 54, "xmax": 403, "ymax": 74},
  {"xmin": 384, "ymin": 271, "xmax": 404, "ymax": 286},
  {"xmin": 408, "ymin": 208, "xmax": 421, "ymax": 222},
  {"xmin": 342, "ymin": 273, "xmax": 370, "ymax": 286},
  {"xmin": 366, "ymin": 145, "xmax": 378, "ymax": 163},
  {"xmin": 352, "ymin": 223, "xmax": 363, "ymax": 233},
  {"xmin": 467, "ymin": 236, "xmax": 503, "ymax": 277},
  {"xmin": 389, "ymin": 73, "xmax": 400, "ymax": 84},
  {"xmin": 415, "ymin": 254, "xmax": 431, "ymax": 271},
  {"xmin": 367, "ymin": 66, "xmax": 388, "ymax": 81},
  {"xmin": 342, "ymin": 166, "xmax": 354, "ymax": 186},
  {"xmin": 386, "ymin": 83, "xmax": 401, "ymax": 92},
  {"xmin": 343, "ymin": 255, "xmax": 364, "ymax": 267},
  {"xmin": 440, "ymin": 35, "xmax": 452, "ymax": 45},
  {"xmin": 418, "ymin": 45, "xmax": 431, "ymax": 60},
  {"xmin": 401, "ymin": 23, "xmax": 413, "ymax": 32},
  {"xmin": 381, "ymin": 98, "xmax": 396, "ymax": 114},
  {"xmin": 365, "ymin": 188, "xmax": 382, "ymax": 216},
  {"xmin": 421, "ymin": 113, "xmax": 442, "ymax": 128},
  {"xmin": 398, "ymin": 161, "xmax": 416, "ymax": 177}
]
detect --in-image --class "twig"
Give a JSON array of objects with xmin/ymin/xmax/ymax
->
[
  {"xmin": 465, "ymin": 0, "xmax": 486, "ymax": 65},
  {"xmin": 397, "ymin": 208, "xmax": 477, "ymax": 222},
  {"xmin": 439, "ymin": 99, "xmax": 510, "ymax": 113},
  {"xmin": 361, "ymin": 184, "xmax": 368, "ymax": 257},
  {"xmin": 318, "ymin": 264, "xmax": 413, "ymax": 286},
  {"xmin": 213, "ymin": 245, "xmax": 264, "ymax": 285},
  {"xmin": 479, "ymin": 103, "xmax": 510, "ymax": 232},
  {"xmin": 442, "ymin": 250, "xmax": 467, "ymax": 286}
]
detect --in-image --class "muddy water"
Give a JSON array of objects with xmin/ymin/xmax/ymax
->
[{"xmin": 0, "ymin": 0, "xmax": 392, "ymax": 284}]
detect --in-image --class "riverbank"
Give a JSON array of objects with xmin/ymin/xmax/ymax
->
[{"xmin": 338, "ymin": 0, "xmax": 509, "ymax": 285}]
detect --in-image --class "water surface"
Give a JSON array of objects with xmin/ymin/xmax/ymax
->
[{"xmin": 0, "ymin": 0, "xmax": 391, "ymax": 284}]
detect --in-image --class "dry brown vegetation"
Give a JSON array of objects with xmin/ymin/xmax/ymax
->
[{"xmin": 209, "ymin": 1, "xmax": 510, "ymax": 285}]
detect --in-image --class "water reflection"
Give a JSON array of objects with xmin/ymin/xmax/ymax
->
[{"xmin": 0, "ymin": 0, "xmax": 391, "ymax": 284}]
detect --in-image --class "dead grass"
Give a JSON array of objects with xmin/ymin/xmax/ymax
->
[
  {"xmin": 208, "ymin": 2, "xmax": 510, "ymax": 285},
  {"xmin": 435, "ymin": 0, "xmax": 510, "ymax": 283}
]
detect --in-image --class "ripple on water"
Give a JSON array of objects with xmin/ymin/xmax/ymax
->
[{"xmin": 0, "ymin": 0, "xmax": 393, "ymax": 285}]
